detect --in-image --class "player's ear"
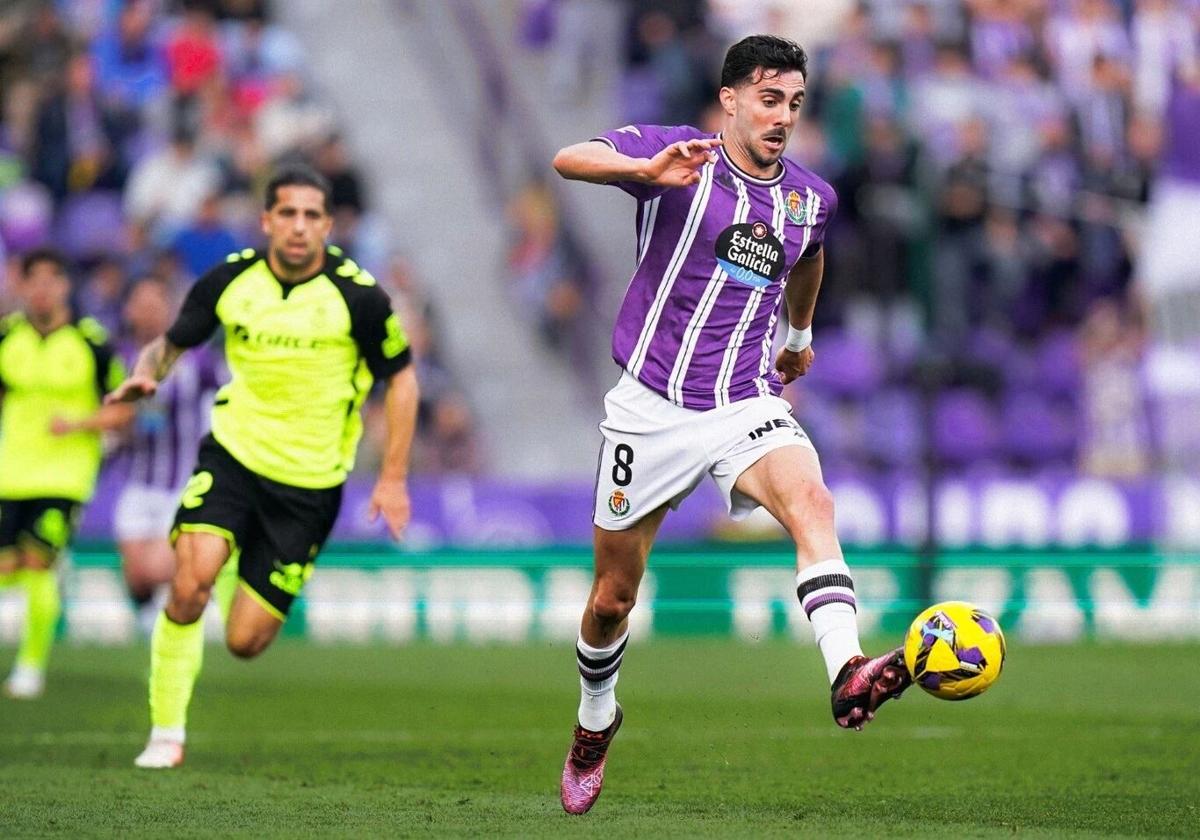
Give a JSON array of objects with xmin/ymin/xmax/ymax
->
[
  {"xmin": 718, "ymin": 85, "xmax": 737, "ymax": 118},
  {"xmin": 260, "ymin": 210, "xmax": 271, "ymax": 237}
]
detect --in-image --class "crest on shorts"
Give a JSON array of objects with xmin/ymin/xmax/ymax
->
[
  {"xmin": 608, "ymin": 489, "xmax": 631, "ymax": 518},
  {"xmin": 785, "ymin": 189, "xmax": 808, "ymax": 225}
]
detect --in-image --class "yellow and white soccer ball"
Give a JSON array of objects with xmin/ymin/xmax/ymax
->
[{"xmin": 903, "ymin": 601, "xmax": 1006, "ymax": 701}]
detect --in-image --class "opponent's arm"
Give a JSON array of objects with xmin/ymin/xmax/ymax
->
[
  {"xmin": 774, "ymin": 249, "xmax": 824, "ymax": 385},
  {"xmin": 104, "ymin": 336, "xmax": 186, "ymax": 404},
  {"xmin": 369, "ymin": 366, "xmax": 419, "ymax": 540},
  {"xmin": 553, "ymin": 137, "xmax": 722, "ymax": 188}
]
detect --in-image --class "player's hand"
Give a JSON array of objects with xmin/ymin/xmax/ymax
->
[
  {"xmin": 774, "ymin": 346, "xmax": 815, "ymax": 385},
  {"xmin": 48, "ymin": 416, "xmax": 76, "ymax": 436},
  {"xmin": 105, "ymin": 376, "xmax": 158, "ymax": 404},
  {"xmin": 369, "ymin": 477, "xmax": 411, "ymax": 541},
  {"xmin": 642, "ymin": 138, "xmax": 722, "ymax": 188}
]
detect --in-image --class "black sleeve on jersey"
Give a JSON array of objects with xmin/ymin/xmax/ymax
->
[
  {"xmin": 329, "ymin": 273, "xmax": 413, "ymax": 381},
  {"xmin": 75, "ymin": 317, "xmax": 124, "ymax": 398},
  {"xmin": 799, "ymin": 241, "xmax": 822, "ymax": 260},
  {"xmin": 166, "ymin": 260, "xmax": 243, "ymax": 348}
]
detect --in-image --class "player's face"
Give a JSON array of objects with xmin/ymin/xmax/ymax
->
[
  {"xmin": 722, "ymin": 68, "xmax": 806, "ymax": 171},
  {"xmin": 124, "ymin": 281, "xmax": 171, "ymax": 337},
  {"xmin": 261, "ymin": 185, "xmax": 333, "ymax": 275},
  {"xmin": 21, "ymin": 261, "xmax": 70, "ymax": 319}
]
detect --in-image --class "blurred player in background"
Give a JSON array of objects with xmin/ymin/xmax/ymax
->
[
  {"xmin": 0, "ymin": 249, "xmax": 133, "ymax": 698},
  {"xmin": 115, "ymin": 276, "xmax": 223, "ymax": 635},
  {"xmin": 552, "ymin": 35, "xmax": 910, "ymax": 814},
  {"xmin": 107, "ymin": 167, "xmax": 419, "ymax": 768}
]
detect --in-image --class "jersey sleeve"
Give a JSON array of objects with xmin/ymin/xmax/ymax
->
[
  {"xmin": 77, "ymin": 318, "xmax": 126, "ymax": 398},
  {"xmin": 349, "ymin": 285, "xmax": 413, "ymax": 381},
  {"xmin": 165, "ymin": 261, "xmax": 239, "ymax": 348},
  {"xmin": 591, "ymin": 124, "xmax": 704, "ymax": 200},
  {"xmin": 801, "ymin": 183, "xmax": 839, "ymax": 260}
]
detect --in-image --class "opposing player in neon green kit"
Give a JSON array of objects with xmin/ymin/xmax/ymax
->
[
  {"xmin": 107, "ymin": 167, "xmax": 419, "ymax": 767},
  {"xmin": 0, "ymin": 248, "xmax": 132, "ymax": 698}
]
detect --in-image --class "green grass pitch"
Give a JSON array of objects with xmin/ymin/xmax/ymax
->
[{"xmin": 1, "ymin": 640, "xmax": 1196, "ymax": 838}]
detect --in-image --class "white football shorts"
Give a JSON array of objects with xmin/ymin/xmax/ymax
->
[
  {"xmin": 592, "ymin": 371, "xmax": 817, "ymax": 530},
  {"xmin": 113, "ymin": 483, "xmax": 180, "ymax": 542}
]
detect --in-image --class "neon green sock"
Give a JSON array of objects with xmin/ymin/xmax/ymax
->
[
  {"xmin": 15, "ymin": 568, "xmax": 60, "ymax": 671},
  {"xmin": 149, "ymin": 612, "xmax": 204, "ymax": 730},
  {"xmin": 213, "ymin": 554, "xmax": 239, "ymax": 623}
]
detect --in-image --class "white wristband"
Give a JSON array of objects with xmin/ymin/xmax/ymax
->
[{"xmin": 784, "ymin": 324, "xmax": 812, "ymax": 352}]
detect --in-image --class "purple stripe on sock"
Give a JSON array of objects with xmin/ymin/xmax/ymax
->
[{"xmin": 803, "ymin": 593, "xmax": 857, "ymax": 618}]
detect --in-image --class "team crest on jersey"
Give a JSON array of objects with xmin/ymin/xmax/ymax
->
[
  {"xmin": 608, "ymin": 490, "xmax": 631, "ymax": 518},
  {"xmin": 785, "ymin": 189, "xmax": 809, "ymax": 225},
  {"xmin": 715, "ymin": 221, "xmax": 786, "ymax": 288}
]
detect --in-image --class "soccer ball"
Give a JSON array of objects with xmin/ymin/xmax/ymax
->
[{"xmin": 903, "ymin": 601, "xmax": 1006, "ymax": 701}]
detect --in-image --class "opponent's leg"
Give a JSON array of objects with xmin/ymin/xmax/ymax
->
[
  {"xmin": 734, "ymin": 446, "xmax": 909, "ymax": 729},
  {"xmin": 137, "ymin": 531, "xmax": 229, "ymax": 768},
  {"xmin": 119, "ymin": 538, "xmax": 175, "ymax": 637},
  {"xmin": 562, "ymin": 506, "xmax": 667, "ymax": 815}
]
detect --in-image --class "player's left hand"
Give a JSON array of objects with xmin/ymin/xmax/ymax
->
[
  {"xmin": 774, "ymin": 346, "xmax": 815, "ymax": 385},
  {"xmin": 369, "ymin": 477, "xmax": 411, "ymax": 541}
]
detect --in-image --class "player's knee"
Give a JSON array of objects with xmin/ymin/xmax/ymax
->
[
  {"xmin": 167, "ymin": 576, "xmax": 211, "ymax": 623},
  {"xmin": 591, "ymin": 583, "xmax": 638, "ymax": 624},
  {"xmin": 225, "ymin": 628, "xmax": 270, "ymax": 659},
  {"xmin": 785, "ymin": 482, "xmax": 836, "ymax": 531}
]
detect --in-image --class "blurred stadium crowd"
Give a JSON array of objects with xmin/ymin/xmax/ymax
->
[
  {"xmin": 0, "ymin": 0, "xmax": 479, "ymax": 478},
  {"xmin": 522, "ymin": 0, "xmax": 1200, "ymax": 480}
]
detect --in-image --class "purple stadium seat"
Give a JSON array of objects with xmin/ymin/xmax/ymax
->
[
  {"xmin": 932, "ymin": 388, "xmax": 1000, "ymax": 465},
  {"xmin": 1000, "ymin": 388, "xmax": 1077, "ymax": 464},
  {"xmin": 1033, "ymin": 329, "xmax": 1081, "ymax": 398},
  {"xmin": 54, "ymin": 191, "xmax": 126, "ymax": 260},
  {"xmin": 0, "ymin": 181, "xmax": 53, "ymax": 251},
  {"xmin": 803, "ymin": 330, "xmax": 884, "ymax": 399},
  {"xmin": 863, "ymin": 388, "xmax": 924, "ymax": 466}
]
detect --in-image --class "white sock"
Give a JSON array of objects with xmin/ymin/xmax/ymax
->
[
  {"xmin": 796, "ymin": 559, "xmax": 864, "ymax": 683},
  {"xmin": 150, "ymin": 725, "xmax": 185, "ymax": 745},
  {"xmin": 576, "ymin": 629, "xmax": 628, "ymax": 731}
]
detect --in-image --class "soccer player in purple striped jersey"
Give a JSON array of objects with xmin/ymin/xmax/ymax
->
[
  {"xmin": 553, "ymin": 35, "xmax": 910, "ymax": 814},
  {"xmin": 115, "ymin": 277, "xmax": 223, "ymax": 635}
]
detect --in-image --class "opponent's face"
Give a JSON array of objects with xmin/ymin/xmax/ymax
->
[
  {"xmin": 261, "ymin": 185, "xmax": 332, "ymax": 275},
  {"xmin": 21, "ymin": 260, "xmax": 70, "ymax": 319},
  {"xmin": 721, "ymin": 68, "xmax": 806, "ymax": 171},
  {"xmin": 124, "ymin": 281, "xmax": 172, "ymax": 338}
]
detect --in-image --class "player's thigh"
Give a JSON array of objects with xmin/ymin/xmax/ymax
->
[
  {"xmin": 709, "ymin": 396, "xmax": 822, "ymax": 521},
  {"xmin": 171, "ymin": 436, "xmax": 257, "ymax": 564},
  {"xmin": 591, "ymin": 505, "xmax": 668, "ymax": 595},
  {"xmin": 237, "ymin": 479, "xmax": 342, "ymax": 624},
  {"xmin": 592, "ymin": 377, "xmax": 708, "ymax": 531},
  {"xmin": 731, "ymin": 443, "xmax": 831, "ymax": 529}
]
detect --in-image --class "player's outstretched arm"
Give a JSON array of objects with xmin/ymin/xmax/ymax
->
[
  {"xmin": 775, "ymin": 250, "xmax": 825, "ymax": 385},
  {"xmin": 553, "ymin": 138, "xmax": 722, "ymax": 188},
  {"xmin": 105, "ymin": 336, "xmax": 185, "ymax": 404},
  {"xmin": 369, "ymin": 365, "xmax": 419, "ymax": 541}
]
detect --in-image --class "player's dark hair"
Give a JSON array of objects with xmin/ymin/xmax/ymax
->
[
  {"xmin": 20, "ymin": 246, "xmax": 71, "ymax": 278},
  {"xmin": 720, "ymin": 34, "xmax": 808, "ymax": 88},
  {"xmin": 264, "ymin": 165, "xmax": 333, "ymax": 214}
]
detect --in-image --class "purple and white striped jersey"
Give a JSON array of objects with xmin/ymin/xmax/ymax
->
[
  {"xmin": 595, "ymin": 124, "xmax": 838, "ymax": 410},
  {"xmin": 119, "ymin": 341, "xmax": 223, "ymax": 490}
]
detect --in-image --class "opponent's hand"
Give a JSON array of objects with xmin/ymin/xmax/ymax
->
[
  {"xmin": 368, "ymin": 477, "xmax": 411, "ymax": 541},
  {"xmin": 105, "ymin": 375, "xmax": 158, "ymax": 404},
  {"xmin": 775, "ymin": 346, "xmax": 815, "ymax": 385},
  {"xmin": 642, "ymin": 138, "xmax": 722, "ymax": 188}
]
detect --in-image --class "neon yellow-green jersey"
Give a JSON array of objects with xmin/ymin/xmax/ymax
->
[
  {"xmin": 0, "ymin": 314, "xmax": 126, "ymax": 501},
  {"xmin": 165, "ymin": 247, "xmax": 411, "ymax": 489}
]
